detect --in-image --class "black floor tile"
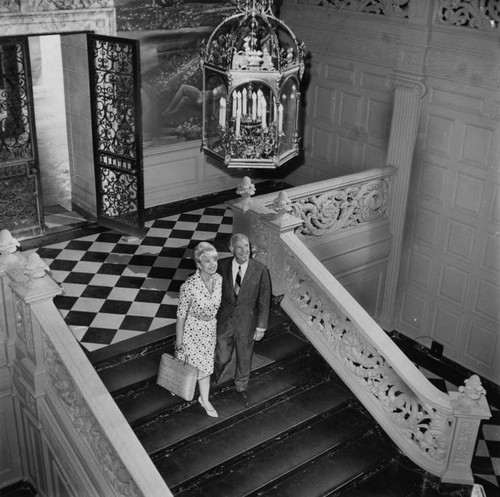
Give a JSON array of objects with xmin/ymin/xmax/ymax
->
[
  {"xmin": 135, "ymin": 289, "xmax": 165, "ymax": 303},
  {"xmin": 81, "ymin": 251, "xmax": 109, "ymax": 262},
  {"xmin": 63, "ymin": 272, "xmax": 95, "ymax": 285},
  {"xmin": 81, "ymin": 327, "xmax": 117, "ymax": 345},
  {"xmin": 64, "ymin": 310, "xmax": 96, "ymax": 327},
  {"xmin": 120, "ymin": 315, "xmax": 154, "ymax": 332},
  {"xmin": 100, "ymin": 300, "xmax": 133, "ymax": 314},
  {"xmin": 115, "ymin": 276, "xmax": 146, "ymax": 288},
  {"xmin": 81, "ymin": 285, "xmax": 114, "ymax": 299}
]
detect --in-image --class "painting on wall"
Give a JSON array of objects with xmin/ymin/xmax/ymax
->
[{"xmin": 116, "ymin": 0, "xmax": 238, "ymax": 148}]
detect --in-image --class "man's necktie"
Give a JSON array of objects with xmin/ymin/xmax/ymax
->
[{"xmin": 235, "ymin": 266, "xmax": 242, "ymax": 295}]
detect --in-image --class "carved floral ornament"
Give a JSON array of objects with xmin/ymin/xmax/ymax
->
[
  {"xmin": 235, "ymin": 176, "xmax": 256, "ymax": 212},
  {"xmin": 437, "ymin": 0, "xmax": 499, "ymax": 30},
  {"xmin": 317, "ymin": 0, "xmax": 499, "ymax": 30},
  {"xmin": 0, "ymin": 0, "xmax": 113, "ymax": 12},
  {"xmin": 318, "ymin": 0, "xmax": 411, "ymax": 17},
  {"xmin": 284, "ymin": 251, "xmax": 452, "ymax": 462},
  {"xmin": 286, "ymin": 178, "xmax": 390, "ymax": 237}
]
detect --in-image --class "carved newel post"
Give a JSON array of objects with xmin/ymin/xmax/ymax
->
[
  {"xmin": 9, "ymin": 251, "xmax": 63, "ymax": 418},
  {"xmin": 254, "ymin": 191, "xmax": 302, "ymax": 296},
  {"xmin": 0, "ymin": 230, "xmax": 26, "ymax": 368},
  {"xmin": 443, "ymin": 375, "xmax": 491, "ymax": 484}
]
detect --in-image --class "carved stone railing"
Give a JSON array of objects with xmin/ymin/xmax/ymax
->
[
  {"xmin": 0, "ymin": 230, "xmax": 172, "ymax": 497},
  {"xmin": 231, "ymin": 166, "xmax": 395, "ymax": 299},
  {"xmin": 228, "ymin": 178, "xmax": 491, "ymax": 485},
  {"xmin": 240, "ymin": 166, "xmax": 394, "ymax": 237},
  {"xmin": 0, "ymin": 0, "xmax": 115, "ymax": 36},
  {"xmin": 308, "ymin": 0, "xmax": 499, "ymax": 30},
  {"xmin": 280, "ymin": 231, "xmax": 491, "ymax": 484},
  {"xmin": 436, "ymin": 0, "xmax": 499, "ymax": 30}
]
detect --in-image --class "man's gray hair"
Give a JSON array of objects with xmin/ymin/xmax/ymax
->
[{"xmin": 229, "ymin": 233, "xmax": 249, "ymax": 250}]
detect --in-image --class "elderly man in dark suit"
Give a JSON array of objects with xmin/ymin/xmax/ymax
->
[{"xmin": 214, "ymin": 233, "xmax": 272, "ymax": 406}]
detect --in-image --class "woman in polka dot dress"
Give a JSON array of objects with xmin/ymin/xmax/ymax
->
[{"xmin": 176, "ymin": 242, "xmax": 222, "ymax": 417}]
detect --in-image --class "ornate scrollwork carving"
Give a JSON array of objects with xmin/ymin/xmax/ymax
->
[
  {"xmin": 386, "ymin": 75, "xmax": 427, "ymax": 98},
  {"xmin": 19, "ymin": 0, "xmax": 113, "ymax": 10},
  {"xmin": 284, "ymin": 252, "xmax": 452, "ymax": 462},
  {"xmin": 454, "ymin": 421, "xmax": 473, "ymax": 463},
  {"xmin": 436, "ymin": 0, "xmax": 499, "ymax": 30},
  {"xmin": 458, "ymin": 375, "xmax": 487, "ymax": 405},
  {"xmin": 319, "ymin": 0, "xmax": 410, "ymax": 18},
  {"xmin": 290, "ymin": 178, "xmax": 390, "ymax": 237},
  {"xmin": 14, "ymin": 296, "xmax": 27, "ymax": 356},
  {"xmin": 42, "ymin": 334, "xmax": 141, "ymax": 497},
  {"xmin": 250, "ymin": 215, "xmax": 269, "ymax": 263}
]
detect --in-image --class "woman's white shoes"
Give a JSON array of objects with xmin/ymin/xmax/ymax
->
[{"xmin": 198, "ymin": 396, "xmax": 218, "ymax": 418}]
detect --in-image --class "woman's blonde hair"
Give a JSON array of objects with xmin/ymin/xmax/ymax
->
[{"xmin": 194, "ymin": 241, "xmax": 218, "ymax": 263}]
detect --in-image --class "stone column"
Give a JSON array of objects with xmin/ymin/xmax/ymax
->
[{"xmin": 379, "ymin": 74, "xmax": 427, "ymax": 329}]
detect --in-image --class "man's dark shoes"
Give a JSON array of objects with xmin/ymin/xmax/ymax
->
[{"xmin": 238, "ymin": 390, "xmax": 250, "ymax": 407}]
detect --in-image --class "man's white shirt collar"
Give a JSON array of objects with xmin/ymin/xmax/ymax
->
[{"xmin": 232, "ymin": 259, "xmax": 248, "ymax": 282}]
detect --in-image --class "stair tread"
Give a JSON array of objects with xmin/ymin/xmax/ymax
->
[
  {"xmin": 110, "ymin": 327, "xmax": 309, "ymax": 406},
  {"xmin": 156, "ymin": 380, "xmax": 353, "ymax": 488},
  {"xmin": 135, "ymin": 353, "xmax": 337, "ymax": 452},
  {"xmin": 259, "ymin": 432, "xmax": 397, "ymax": 497},
  {"xmin": 98, "ymin": 348, "xmax": 166, "ymax": 394},
  {"xmin": 91, "ymin": 302, "xmax": 466, "ymax": 497},
  {"xmin": 333, "ymin": 458, "xmax": 424, "ymax": 497},
  {"xmin": 174, "ymin": 407, "xmax": 386, "ymax": 497}
]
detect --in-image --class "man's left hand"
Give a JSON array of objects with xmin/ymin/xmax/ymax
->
[{"xmin": 253, "ymin": 328, "xmax": 265, "ymax": 341}]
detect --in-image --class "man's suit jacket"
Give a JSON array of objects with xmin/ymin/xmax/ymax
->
[{"xmin": 216, "ymin": 257, "xmax": 271, "ymax": 337}]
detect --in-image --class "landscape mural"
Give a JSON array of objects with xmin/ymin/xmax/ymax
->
[{"xmin": 116, "ymin": 0, "xmax": 238, "ymax": 147}]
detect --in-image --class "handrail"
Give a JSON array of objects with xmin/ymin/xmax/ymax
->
[
  {"xmin": 0, "ymin": 244, "xmax": 172, "ymax": 497},
  {"xmin": 281, "ymin": 232, "xmax": 453, "ymax": 475},
  {"xmin": 252, "ymin": 166, "xmax": 396, "ymax": 208}
]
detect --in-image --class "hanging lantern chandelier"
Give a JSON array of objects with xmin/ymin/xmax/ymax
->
[{"xmin": 201, "ymin": 0, "xmax": 305, "ymax": 169}]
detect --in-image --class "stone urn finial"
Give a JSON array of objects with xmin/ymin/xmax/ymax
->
[
  {"xmin": 236, "ymin": 176, "xmax": 256, "ymax": 212},
  {"xmin": 458, "ymin": 375, "xmax": 486, "ymax": 405},
  {"xmin": 271, "ymin": 191, "xmax": 292, "ymax": 219},
  {"xmin": 24, "ymin": 253, "xmax": 50, "ymax": 280},
  {"xmin": 0, "ymin": 229, "xmax": 20, "ymax": 255}
]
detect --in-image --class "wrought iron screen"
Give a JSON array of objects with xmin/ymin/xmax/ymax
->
[
  {"xmin": 0, "ymin": 37, "xmax": 43, "ymax": 236},
  {"xmin": 88, "ymin": 34, "xmax": 145, "ymax": 238}
]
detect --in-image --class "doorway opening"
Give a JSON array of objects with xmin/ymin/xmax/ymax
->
[
  {"xmin": 1, "ymin": 32, "xmax": 145, "ymax": 243},
  {"xmin": 27, "ymin": 33, "xmax": 91, "ymax": 239}
]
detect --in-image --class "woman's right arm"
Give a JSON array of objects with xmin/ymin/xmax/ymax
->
[
  {"xmin": 176, "ymin": 280, "xmax": 190, "ymax": 357},
  {"xmin": 176, "ymin": 316, "xmax": 186, "ymax": 348}
]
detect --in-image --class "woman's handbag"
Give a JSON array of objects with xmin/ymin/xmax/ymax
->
[{"xmin": 157, "ymin": 353, "xmax": 197, "ymax": 401}]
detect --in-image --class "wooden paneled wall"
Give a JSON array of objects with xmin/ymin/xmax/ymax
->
[{"xmin": 280, "ymin": 0, "xmax": 500, "ymax": 384}]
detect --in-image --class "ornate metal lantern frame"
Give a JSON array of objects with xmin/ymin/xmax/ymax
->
[{"xmin": 201, "ymin": 0, "xmax": 305, "ymax": 169}]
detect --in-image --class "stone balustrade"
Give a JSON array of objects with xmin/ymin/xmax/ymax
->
[
  {"xmin": 0, "ymin": 230, "xmax": 171, "ymax": 497},
  {"xmin": 228, "ymin": 174, "xmax": 492, "ymax": 485}
]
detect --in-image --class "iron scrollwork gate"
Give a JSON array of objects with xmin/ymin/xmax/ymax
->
[
  {"xmin": 0, "ymin": 37, "xmax": 43, "ymax": 237},
  {"xmin": 88, "ymin": 34, "xmax": 145, "ymax": 238}
]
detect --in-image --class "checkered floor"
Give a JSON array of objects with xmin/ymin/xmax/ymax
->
[
  {"xmin": 34, "ymin": 203, "xmax": 499, "ymax": 494},
  {"xmin": 36, "ymin": 205, "xmax": 233, "ymax": 352}
]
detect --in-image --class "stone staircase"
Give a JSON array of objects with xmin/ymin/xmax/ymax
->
[{"xmin": 87, "ymin": 304, "xmax": 471, "ymax": 497}]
